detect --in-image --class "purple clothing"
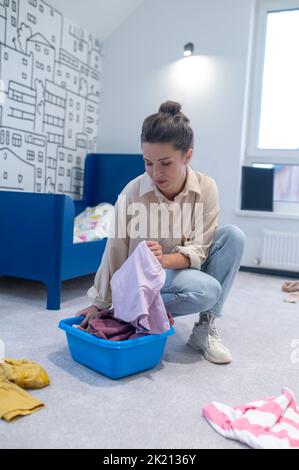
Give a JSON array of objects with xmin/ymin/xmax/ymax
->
[
  {"xmin": 77, "ymin": 308, "xmax": 174, "ymax": 341},
  {"xmin": 77, "ymin": 308, "xmax": 147, "ymax": 341},
  {"xmin": 110, "ymin": 240, "xmax": 170, "ymax": 334}
]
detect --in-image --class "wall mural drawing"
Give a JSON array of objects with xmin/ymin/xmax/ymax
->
[{"xmin": 0, "ymin": 0, "xmax": 102, "ymax": 198}]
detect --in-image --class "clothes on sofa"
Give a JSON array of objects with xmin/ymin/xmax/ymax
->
[
  {"xmin": 0, "ymin": 359, "xmax": 50, "ymax": 422},
  {"xmin": 111, "ymin": 240, "xmax": 170, "ymax": 334},
  {"xmin": 74, "ymin": 203, "xmax": 114, "ymax": 243},
  {"xmin": 282, "ymin": 281, "xmax": 299, "ymax": 303},
  {"xmin": 202, "ymin": 388, "xmax": 299, "ymax": 449}
]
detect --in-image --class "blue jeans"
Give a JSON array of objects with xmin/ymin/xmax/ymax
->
[{"xmin": 160, "ymin": 225, "xmax": 246, "ymax": 317}]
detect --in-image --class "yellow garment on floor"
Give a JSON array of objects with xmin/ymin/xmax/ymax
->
[
  {"xmin": 0, "ymin": 358, "xmax": 50, "ymax": 389},
  {"xmin": 0, "ymin": 377, "xmax": 44, "ymax": 421},
  {"xmin": 0, "ymin": 359, "xmax": 50, "ymax": 422}
]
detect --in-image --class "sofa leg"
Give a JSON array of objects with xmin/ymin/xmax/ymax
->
[{"xmin": 46, "ymin": 280, "xmax": 62, "ymax": 310}]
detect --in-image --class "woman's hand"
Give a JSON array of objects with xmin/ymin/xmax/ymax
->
[
  {"xmin": 74, "ymin": 305, "xmax": 101, "ymax": 328},
  {"xmin": 146, "ymin": 240, "xmax": 163, "ymax": 265}
]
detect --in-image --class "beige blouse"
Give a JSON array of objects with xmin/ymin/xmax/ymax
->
[{"xmin": 87, "ymin": 165, "xmax": 220, "ymax": 309}]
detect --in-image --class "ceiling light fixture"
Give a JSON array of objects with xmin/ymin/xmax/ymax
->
[{"xmin": 184, "ymin": 42, "xmax": 194, "ymax": 57}]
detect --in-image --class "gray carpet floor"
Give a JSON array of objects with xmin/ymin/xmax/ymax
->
[{"xmin": 0, "ymin": 271, "xmax": 298, "ymax": 449}]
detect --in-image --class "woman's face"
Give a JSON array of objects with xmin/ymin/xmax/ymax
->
[{"xmin": 142, "ymin": 142, "xmax": 192, "ymax": 199}]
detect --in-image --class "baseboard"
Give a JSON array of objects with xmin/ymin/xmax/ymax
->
[{"xmin": 240, "ymin": 266, "xmax": 299, "ymax": 278}]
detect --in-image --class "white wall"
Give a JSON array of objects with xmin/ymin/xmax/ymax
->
[{"xmin": 98, "ymin": 0, "xmax": 299, "ymax": 268}]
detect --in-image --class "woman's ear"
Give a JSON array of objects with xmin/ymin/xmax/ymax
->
[{"xmin": 184, "ymin": 148, "xmax": 193, "ymax": 164}]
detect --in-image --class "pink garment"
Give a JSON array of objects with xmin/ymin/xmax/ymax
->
[
  {"xmin": 202, "ymin": 388, "xmax": 299, "ymax": 449},
  {"xmin": 110, "ymin": 240, "xmax": 170, "ymax": 334},
  {"xmin": 281, "ymin": 280, "xmax": 299, "ymax": 303}
]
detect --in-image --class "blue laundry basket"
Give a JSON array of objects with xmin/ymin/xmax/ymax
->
[{"xmin": 58, "ymin": 316, "xmax": 175, "ymax": 379}]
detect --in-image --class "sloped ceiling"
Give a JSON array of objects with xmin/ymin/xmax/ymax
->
[{"xmin": 48, "ymin": 0, "xmax": 145, "ymax": 40}]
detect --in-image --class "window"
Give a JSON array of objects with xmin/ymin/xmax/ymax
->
[
  {"xmin": 26, "ymin": 150, "xmax": 35, "ymax": 161},
  {"xmin": 12, "ymin": 0, "xmax": 16, "ymax": 11},
  {"xmin": 244, "ymin": 0, "xmax": 299, "ymax": 215},
  {"xmin": 12, "ymin": 133, "xmax": 22, "ymax": 146},
  {"xmin": 27, "ymin": 13, "xmax": 37, "ymax": 24},
  {"xmin": 36, "ymin": 61, "xmax": 44, "ymax": 70},
  {"xmin": 11, "ymin": 16, "xmax": 16, "ymax": 27}
]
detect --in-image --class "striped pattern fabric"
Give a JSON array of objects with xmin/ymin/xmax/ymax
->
[{"xmin": 202, "ymin": 388, "xmax": 299, "ymax": 448}]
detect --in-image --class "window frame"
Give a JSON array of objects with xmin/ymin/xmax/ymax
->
[{"xmin": 246, "ymin": 0, "xmax": 299, "ymax": 165}]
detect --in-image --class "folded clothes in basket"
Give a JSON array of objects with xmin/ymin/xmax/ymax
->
[{"xmin": 75, "ymin": 308, "xmax": 174, "ymax": 341}]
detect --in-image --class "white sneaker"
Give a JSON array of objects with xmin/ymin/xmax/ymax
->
[{"xmin": 187, "ymin": 313, "xmax": 232, "ymax": 364}]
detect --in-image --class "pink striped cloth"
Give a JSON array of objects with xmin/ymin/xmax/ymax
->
[{"xmin": 202, "ymin": 388, "xmax": 299, "ymax": 448}]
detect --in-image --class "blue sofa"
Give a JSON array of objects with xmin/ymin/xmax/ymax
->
[{"xmin": 0, "ymin": 153, "xmax": 145, "ymax": 310}]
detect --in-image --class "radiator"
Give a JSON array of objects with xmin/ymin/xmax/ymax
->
[{"xmin": 261, "ymin": 230, "xmax": 299, "ymax": 271}]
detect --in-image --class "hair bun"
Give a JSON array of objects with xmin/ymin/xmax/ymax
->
[{"xmin": 159, "ymin": 101, "xmax": 182, "ymax": 116}]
